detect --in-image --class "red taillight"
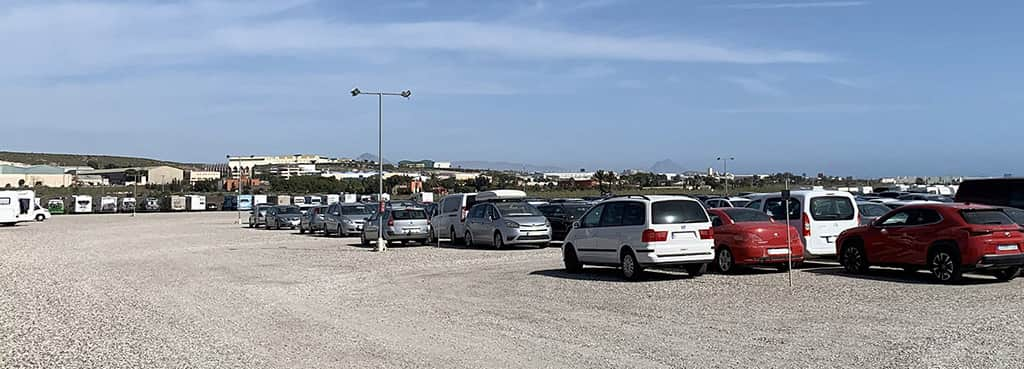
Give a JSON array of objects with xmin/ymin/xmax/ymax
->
[
  {"xmin": 699, "ymin": 228, "xmax": 714, "ymax": 240},
  {"xmin": 642, "ymin": 229, "xmax": 668, "ymax": 243},
  {"xmin": 803, "ymin": 213, "xmax": 811, "ymax": 237},
  {"xmin": 387, "ymin": 217, "xmax": 394, "ymax": 227}
]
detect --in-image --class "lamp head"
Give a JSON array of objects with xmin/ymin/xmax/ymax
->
[
  {"xmin": 350, "ymin": 88, "xmax": 361, "ymax": 96},
  {"xmin": 400, "ymin": 90, "xmax": 411, "ymax": 98}
]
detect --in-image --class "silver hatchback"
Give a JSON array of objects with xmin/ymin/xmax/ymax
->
[
  {"xmin": 361, "ymin": 208, "xmax": 431, "ymax": 246},
  {"xmin": 464, "ymin": 201, "xmax": 551, "ymax": 249}
]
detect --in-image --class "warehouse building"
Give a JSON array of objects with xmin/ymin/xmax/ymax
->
[
  {"xmin": 0, "ymin": 164, "xmax": 74, "ymax": 187},
  {"xmin": 76, "ymin": 166, "xmax": 184, "ymax": 185}
]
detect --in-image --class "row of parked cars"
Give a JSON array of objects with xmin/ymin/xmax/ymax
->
[{"xmin": 243, "ymin": 178, "xmax": 1024, "ymax": 284}]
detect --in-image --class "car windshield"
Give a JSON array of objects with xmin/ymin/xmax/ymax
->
[
  {"xmin": 810, "ymin": 197, "xmax": 855, "ymax": 221},
  {"xmin": 859, "ymin": 203, "xmax": 890, "ymax": 217},
  {"xmin": 277, "ymin": 207, "xmax": 299, "ymax": 214},
  {"xmin": 723, "ymin": 208, "xmax": 772, "ymax": 223},
  {"xmin": 495, "ymin": 202, "xmax": 543, "ymax": 217},
  {"xmin": 391, "ymin": 209, "xmax": 427, "ymax": 220},
  {"xmin": 342, "ymin": 206, "xmax": 373, "ymax": 215},
  {"xmin": 652, "ymin": 200, "xmax": 708, "ymax": 224},
  {"xmin": 960, "ymin": 209, "xmax": 1015, "ymax": 225}
]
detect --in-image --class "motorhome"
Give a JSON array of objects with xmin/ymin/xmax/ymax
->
[
  {"xmin": 306, "ymin": 195, "xmax": 323, "ymax": 206},
  {"xmin": 343, "ymin": 193, "xmax": 358, "ymax": 203},
  {"xmin": 270, "ymin": 195, "xmax": 291, "ymax": 206},
  {"xmin": 325, "ymin": 194, "xmax": 340, "ymax": 205},
  {"xmin": 293, "ymin": 196, "xmax": 306, "ymax": 205},
  {"xmin": 186, "ymin": 195, "xmax": 206, "ymax": 211},
  {"xmin": 0, "ymin": 191, "xmax": 33, "ymax": 225},
  {"xmin": 120, "ymin": 197, "xmax": 136, "ymax": 213},
  {"xmin": 47, "ymin": 199, "xmax": 65, "ymax": 215},
  {"xmin": 71, "ymin": 195, "xmax": 93, "ymax": 214},
  {"xmin": 413, "ymin": 192, "xmax": 434, "ymax": 203},
  {"xmin": 252, "ymin": 195, "xmax": 267, "ymax": 207},
  {"xmin": 99, "ymin": 196, "xmax": 118, "ymax": 213},
  {"xmin": 143, "ymin": 197, "xmax": 161, "ymax": 212},
  {"xmin": 238, "ymin": 195, "xmax": 255, "ymax": 211},
  {"xmin": 166, "ymin": 196, "xmax": 187, "ymax": 211}
]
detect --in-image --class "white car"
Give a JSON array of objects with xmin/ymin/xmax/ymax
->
[
  {"xmin": 561, "ymin": 195, "xmax": 715, "ymax": 280},
  {"xmin": 744, "ymin": 188, "xmax": 859, "ymax": 257},
  {"xmin": 704, "ymin": 196, "xmax": 752, "ymax": 208}
]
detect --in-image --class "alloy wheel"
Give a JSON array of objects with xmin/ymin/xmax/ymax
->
[{"xmin": 931, "ymin": 252, "xmax": 955, "ymax": 281}]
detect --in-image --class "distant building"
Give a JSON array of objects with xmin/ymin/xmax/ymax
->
[
  {"xmin": 433, "ymin": 162, "xmax": 452, "ymax": 169},
  {"xmin": 77, "ymin": 166, "xmax": 184, "ymax": 185},
  {"xmin": 543, "ymin": 172, "xmax": 595, "ymax": 181},
  {"xmin": 266, "ymin": 164, "xmax": 320, "ymax": 179},
  {"xmin": 398, "ymin": 160, "xmax": 434, "ymax": 168},
  {"xmin": 186, "ymin": 170, "xmax": 222, "ymax": 185},
  {"xmin": 227, "ymin": 154, "xmax": 350, "ymax": 177},
  {"xmin": 0, "ymin": 164, "xmax": 74, "ymax": 187}
]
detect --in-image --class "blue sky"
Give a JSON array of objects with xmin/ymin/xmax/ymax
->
[{"xmin": 2, "ymin": 0, "xmax": 1022, "ymax": 177}]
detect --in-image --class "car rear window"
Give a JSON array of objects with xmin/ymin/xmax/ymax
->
[
  {"xmin": 723, "ymin": 208, "xmax": 771, "ymax": 223},
  {"xmin": 810, "ymin": 197, "xmax": 855, "ymax": 221},
  {"xmin": 652, "ymin": 200, "xmax": 708, "ymax": 224},
  {"xmin": 960, "ymin": 210, "xmax": 1015, "ymax": 225},
  {"xmin": 278, "ymin": 206, "xmax": 300, "ymax": 214},
  {"xmin": 392, "ymin": 210, "xmax": 427, "ymax": 220},
  {"xmin": 859, "ymin": 203, "xmax": 890, "ymax": 217},
  {"xmin": 342, "ymin": 205, "xmax": 372, "ymax": 215}
]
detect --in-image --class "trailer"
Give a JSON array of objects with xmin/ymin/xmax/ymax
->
[
  {"xmin": 239, "ymin": 195, "xmax": 255, "ymax": 210},
  {"xmin": 413, "ymin": 192, "xmax": 434, "ymax": 203},
  {"xmin": 120, "ymin": 197, "xmax": 136, "ymax": 213},
  {"xmin": 252, "ymin": 194, "xmax": 267, "ymax": 206},
  {"xmin": 293, "ymin": 196, "xmax": 306, "ymax": 205},
  {"xmin": 325, "ymin": 194, "xmax": 340, "ymax": 205},
  {"xmin": 47, "ymin": 199, "xmax": 65, "ymax": 214},
  {"xmin": 99, "ymin": 196, "xmax": 118, "ymax": 213},
  {"xmin": 186, "ymin": 195, "xmax": 206, "ymax": 211},
  {"xmin": 71, "ymin": 195, "xmax": 93, "ymax": 214},
  {"xmin": 306, "ymin": 195, "xmax": 323, "ymax": 206},
  {"xmin": 0, "ymin": 190, "xmax": 33, "ymax": 225},
  {"xmin": 270, "ymin": 195, "xmax": 291, "ymax": 206},
  {"xmin": 166, "ymin": 195, "xmax": 187, "ymax": 211},
  {"xmin": 343, "ymin": 193, "xmax": 358, "ymax": 203},
  {"xmin": 142, "ymin": 197, "xmax": 161, "ymax": 212}
]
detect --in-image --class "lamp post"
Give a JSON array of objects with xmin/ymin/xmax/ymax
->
[
  {"xmin": 716, "ymin": 156, "xmax": 735, "ymax": 196},
  {"xmin": 351, "ymin": 87, "xmax": 411, "ymax": 252},
  {"xmin": 228, "ymin": 155, "xmax": 241, "ymax": 225}
]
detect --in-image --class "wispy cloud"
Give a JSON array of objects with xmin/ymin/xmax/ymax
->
[
  {"xmin": 824, "ymin": 76, "xmax": 871, "ymax": 88},
  {"xmin": 713, "ymin": 104, "xmax": 920, "ymax": 113},
  {"xmin": 570, "ymin": 0, "xmax": 621, "ymax": 11},
  {"xmin": 722, "ymin": 76, "xmax": 787, "ymax": 97},
  {"xmin": 567, "ymin": 64, "xmax": 616, "ymax": 79},
  {"xmin": 722, "ymin": 1, "xmax": 867, "ymax": 10}
]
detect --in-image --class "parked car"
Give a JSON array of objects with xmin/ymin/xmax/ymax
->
[
  {"xmin": 857, "ymin": 201, "xmax": 892, "ymax": 225},
  {"xmin": 876, "ymin": 191, "xmax": 909, "ymax": 199},
  {"xmin": 898, "ymin": 193, "xmax": 953, "ymax": 202},
  {"xmin": 707, "ymin": 208, "xmax": 804, "ymax": 273},
  {"xmin": 323, "ymin": 203, "xmax": 375, "ymax": 237},
  {"xmin": 299, "ymin": 205, "xmax": 329, "ymax": 234},
  {"xmin": 430, "ymin": 193, "xmax": 478, "ymax": 244},
  {"xmin": 538, "ymin": 201, "xmax": 593, "ymax": 241},
  {"xmin": 248, "ymin": 203, "xmax": 272, "ymax": 228},
  {"xmin": 1002, "ymin": 207, "xmax": 1024, "ymax": 225},
  {"xmin": 704, "ymin": 197, "xmax": 752, "ymax": 208},
  {"xmin": 837, "ymin": 203, "xmax": 1024, "ymax": 283},
  {"xmin": 464, "ymin": 190, "xmax": 552, "ymax": 249},
  {"xmin": 882, "ymin": 200, "xmax": 941, "ymax": 210},
  {"xmin": 955, "ymin": 178, "xmax": 1024, "ymax": 209},
  {"xmin": 361, "ymin": 207, "xmax": 431, "ymax": 246},
  {"xmin": 562, "ymin": 195, "xmax": 715, "ymax": 280},
  {"xmin": 265, "ymin": 205, "xmax": 302, "ymax": 230},
  {"xmin": 744, "ymin": 189, "xmax": 859, "ymax": 258}
]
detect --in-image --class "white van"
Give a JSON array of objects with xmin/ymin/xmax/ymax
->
[
  {"xmin": 186, "ymin": 195, "xmax": 206, "ymax": 211},
  {"xmin": 744, "ymin": 189, "xmax": 859, "ymax": 257},
  {"xmin": 430, "ymin": 192, "xmax": 478, "ymax": 244},
  {"xmin": 72, "ymin": 195, "xmax": 93, "ymax": 213}
]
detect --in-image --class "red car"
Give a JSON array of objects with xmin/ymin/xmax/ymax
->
[
  {"xmin": 836, "ymin": 203, "xmax": 1024, "ymax": 283},
  {"xmin": 707, "ymin": 208, "xmax": 804, "ymax": 273}
]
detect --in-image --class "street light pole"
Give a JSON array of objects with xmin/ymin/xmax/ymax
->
[
  {"xmin": 352, "ymin": 87, "xmax": 411, "ymax": 252},
  {"xmin": 717, "ymin": 156, "xmax": 735, "ymax": 196}
]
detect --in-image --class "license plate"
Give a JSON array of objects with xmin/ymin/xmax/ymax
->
[
  {"xmin": 767, "ymin": 248, "xmax": 790, "ymax": 255},
  {"xmin": 672, "ymin": 232, "xmax": 696, "ymax": 240},
  {"xmin": 998, "ymin": 244, "xmax": 1019, "ymax": 251}
]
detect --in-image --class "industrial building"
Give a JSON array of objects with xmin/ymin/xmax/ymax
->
[
  {"xmin": 0, "ymin": 164, "xmax": 74, "ymax": 188},
  {"xmin": 227, "ymin": 155, "xmax": 351, "ymax": 177},
  {"xmin": 76, "ymin": 166, "xmax": 185, "ymax": 185}
]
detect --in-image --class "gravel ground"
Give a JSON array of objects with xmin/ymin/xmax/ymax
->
[{"xmin": 2, "ymin": 212, "xmax": 1023, "ymax": 368}]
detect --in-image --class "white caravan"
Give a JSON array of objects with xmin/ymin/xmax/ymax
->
[
  {"xmin": 72, "ymin": 195, "xmax": 93, "ymax": 213},
  {"xmin": 99, "ymin": 196, "xmax": 118, "ymax": 213},
  {"xmin": 325, "ymin": 194, "xmax": 340, "ymax": 205},
  {"xmin": 186, "ymin": 195, "xmax": 206, "ymax": 211}
]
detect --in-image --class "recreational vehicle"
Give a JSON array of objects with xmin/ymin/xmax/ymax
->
[
  {"xmin": 71, "ymin": 195, "xmax": 93, "ymax": 214},
  {"xmin": 239, "ymin": 195, "xmax": 255, "ymax": 210},
  {"xmin": 166, "ymin": 196, "xmax": 187, "ymax": 211},
  {"xmin": 120, "ymin": 197, "xmax": 137, "ymax": 213},
  {"xmin": 0, "ymin": 191, "xmax": 31, "ymax": 225},
  {"xmin": 343, "ymin": 193, "xmax": 358, "ymax": 203},
  {"xmin": 47, "ymin": 199, "xmax": 65, "ymax": 215},
  {"xmin": 99, "ymin": 196, "xmax": 118, "ymax": 213},
  {"xmin": 143, "ymin": 197, "xmax": 160, "ymax": 212},
  {"xmin": 326, "ymin": 194, "xmax": 340, "ymax": 205},
  {"xmin": 271, "ymin": 195, "xmax": 291, "ymax": 206},
  {"xmin": 186, "ymin": 195, "xmax": 206, "ymax": 211},
  {"xmin": 293, "ymin": 196, "xmax": 306, "ymax": 205},
  {"xmin": 252, "ymin": 195, "xmax": 267, "ymax": 207},
  {"xmin": 413, "ymin": 192, "xmax": 434, "ymax": 203},
  {"xmin": 306, "ymin": 195, "xmax": 323, "ymax": 206}
]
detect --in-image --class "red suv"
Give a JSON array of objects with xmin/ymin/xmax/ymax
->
[
  {"xmin": 836, "ymin": 203, "xmax": 1024, "ymax": 283},
  {"xmin": 707, "ymin": 208, "xmax": 804, "ymax": 273}
]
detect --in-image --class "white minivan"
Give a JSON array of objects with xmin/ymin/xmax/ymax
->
[
  {"xmin": 743, "ymin": 188, "xmax": 859, "ymax": 257},
  {"xmin": 562, "ymin": 195, "xmax": 715, "ymax": 280},
  {"xmin": 430, "ymin": 193, "xmax": 478, "ymax": 244}
]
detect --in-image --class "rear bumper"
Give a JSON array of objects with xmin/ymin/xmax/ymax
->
[
  {"xmin": 636, "ymin": 250, "xmax": 714, "ymax": 266},
  {"xmin": 971, "ymin": 254, "xmax": 1024, "ymax": 269},
  {"xmin": 386, "ymin": 228, "xmax": 430, "ymax": 240}
]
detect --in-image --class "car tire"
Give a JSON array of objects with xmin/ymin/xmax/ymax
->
[
  {"xmin": 685, "ymin": 263, "xmax": 707, "ymax": 277},
  {"xmin": 360, "ymin": 233, "xmax": 370, "ymax": 246},
  {"xmin": 35, "ymin": 214, "xmax": 45, "ymax": 221},
  {"xmin": 994, "ymin": 267, "xmax": 1020, "ymax": 282},
  {"xmin": 715, "ymin": 247, "xmax": 735, "ymax": 274},
  {"xmin": 465, "ymin": 231, "xmax": 475, "ymax": 247},
  {"xmin": 299, "ymin": 227, "xmax": 306, "ymax": 234},
  {"xmin": 337, "ymin": 225, "xmax": 345, "ymax": 238},
  {"xmin": 563, "ymin": 245, "xmax": 583, "ymax": 273},
  {"xmin": 929, "ymin": 247, "xmax": 962, "ymax": 283},
  {"xmin": 450, "ymin": 227, "xmax": 463, "ymax": 245},
  {"xmin": 537, "ymin": 242, "xmax": 548, "ymax": 249},
  {"xmin": 249, "ymin": 222, "xmax": 254, "ymax": 228},
  {"xmin": 841, "ymin": 242, "xmax": 869, "ymax": 274},
  {"xmin": 493, "ymin": 232, "xmax": 504, "ymax": 250},
  {"xmin": 620, "ymin": 251, "xmax": 643, "ymax": 281}
]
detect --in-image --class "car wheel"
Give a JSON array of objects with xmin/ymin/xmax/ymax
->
[
  {"xmin": 465, "ymin": 231, "xmax": 474, "ymax": 247},
  {"xmin": 620, "ymin": 251, "xmax": 643, "ymax": 281},
  {"xmin": 715, "ymin": 247, "xmax": 735, "ymax": 274},
  {"xmin": 35, "ymin": 214, "xmax": 45, "ymax": 221},
  {"xmin": 249, "ymin": 222, "xmax": 254, "ymax": 228},
  {"xmin": 685, "ymin": 263, "xmax": 707, "ymax": 277},
  {"xmin": 841, "ymin": 243, "xmax": 869, "ymax": 274},
  {"xmin": 537, "ymin": 242, "xmax": 548, "ymax": 249},
  {"xmin": 493, "ymin": 232, "xmax": 504, "ymax": 250},
  {"xmin": 563, "ymin": 245, "xmax": 583, "ymax": 273},
  {"xmin": 360, "ymin": 233, "xmax": 370, "ymax": 246},
  {"xmin": 450, "ymin": 226, "xmax": 463, "ymax": 245},
  {"xmin": 299, "ymin": 226, "xmax": 306, "ymax": 234},
  {"xmin": 929, "ymin": 248, "xmax": 962, "ymax": 283},
  {"xmin": 994, "ymin": 267, "xmax": 1020, "ymax": 282},
  {"xmin": 337, "ymin": 225, "xmax": 344, "ymax": 238}
]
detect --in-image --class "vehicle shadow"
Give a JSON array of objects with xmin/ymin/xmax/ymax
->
[
  {"xmin": 531, "ymin": 267, "xmax": 696, "ymax": 282},
  {"xmin": 803, "ymin": 266, "xmax": 1005, "ymax": 285}
]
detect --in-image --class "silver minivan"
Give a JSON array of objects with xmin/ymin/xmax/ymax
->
[
  {"xmin": 464, "ymin": 201, "xmax": 552, "ymax": 249},
  {"xmin": 361, "ymin": 208, "xmax": 431, "ymax": 246},
  {"xmin": 430, "ymin": 193, "xmax": 478, "ymax": 244}
]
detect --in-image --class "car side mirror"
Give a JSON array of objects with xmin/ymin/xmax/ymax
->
[{"xmin": 572, "ymin": 221, "xmax": 581, "ymax": 229}]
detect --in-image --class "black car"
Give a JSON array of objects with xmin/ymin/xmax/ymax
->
[{"xmin": 537, "ymin": 202, "xmax": 593, "ymax": 241}]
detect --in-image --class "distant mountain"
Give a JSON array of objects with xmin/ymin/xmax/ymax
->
[
  {"xmin": 650, "ymin": 159, "xmax": 686, "ymax": 174},
  {"xmin": 355, "ymin": 153, "xmax": 391, "ymax": 164},
  {"xmin": 0, "ymin": 151, "xmax": 198, "ymax": 170},
  {"xmin": 453, "ymin": 161, "xmax": 567, "ymax": 173}
]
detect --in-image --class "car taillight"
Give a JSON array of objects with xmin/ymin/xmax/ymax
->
[
  {"xmin": 966, "ymin": 228, "xmax": 992, "ymax": 237},
  {"xmin": 387, "ymin": 217, "xmax": 394, "ymax": 227},
  {"xmin": 642, "ymin": 229, "xmax": 668, "ymax": 243},
  {"xmin": 699, "ymin": 228, "xmax": 714, "ymax": 239},
  {"xmin": 803, "ymin": 213, "xmax": 811, "ymax": 237}
]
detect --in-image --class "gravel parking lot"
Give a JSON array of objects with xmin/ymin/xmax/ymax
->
[{"xmin": 3, "ymin": 212, "xmax": 1023, "ymax": 368}]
